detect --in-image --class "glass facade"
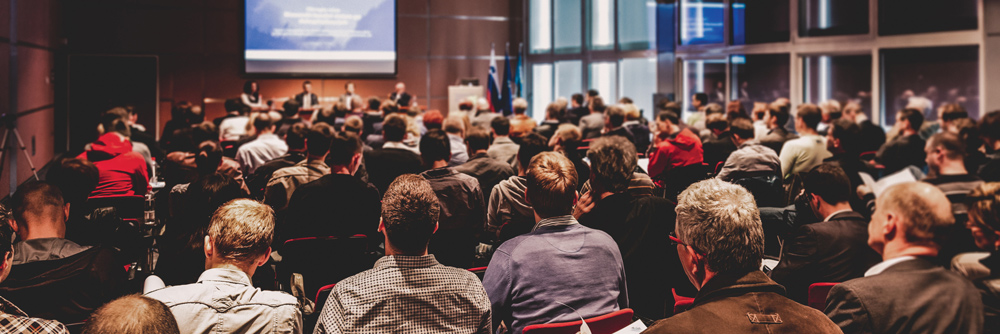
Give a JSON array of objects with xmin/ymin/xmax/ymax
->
[
  {"xmin": 680, "ymin": 0, "xmax": 725, "ymax": 45},
  {"xmin": 589, "ymin": 0, "xmax": 615, "ymax": 50},
  {"xmin": 554, "ymin": 0, "xmax": 582, "ymax": 53},
  {"xmin": 684, "ymin": 59, "xmax": 727, "ymax": 114},
  {"xmin": 799, "ymin": 0, "xmax": 869, "ymax": 37},
  {"xmin": 529, "ymin": 0, "xmax": 552, "ymax": 54},
  {"xmin": 803, "ymin": 55, "xmax": 873, "ymax": 118},
  {"xmin": 620, "ymin": 57, "xmax": 658, "ymax": 119},
  {"xmin": 731, "ymin": 54, "xmax": 790, "ymax": 112},
  {"xmin": 882, "ymin": 46, "xmax": 980, "ymax": 124},
  {"xmin": 879, "ymin": 0, "xmax": 977, "ymax": 36},
  {"xmin": 731, "ymin": 0, "xmax": 789, "ymax": 45}
]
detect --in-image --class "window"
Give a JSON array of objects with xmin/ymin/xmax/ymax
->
[
  {"xmin": 618, "ymin": 0, "xmax": 656, "ymax": 51},
  {"xmin": 683, "ymin": 59, "xmax": 726, "ymax": 116},
  {"xmin": 589, "ymin": 0, "xmax": 615, "ymax": 50},
  {"xmin": 879, "ymin": 0, "xmax": 977, "ymax": 36},
  {"xmin": 531, "ymin": 64, "xmax": 554, "ymax": 122},
  {"xmin": 731, "ymin": 0, "xmax": 789, "ymax": 45},
  {"xmin": 799, "ymin": 0, "xmax": 869, "ymax": 37},
  {"xmin": 731, "ymin": 54, "xmax": 790, "ymax": 112},
  {"xmin": 590, "ymin": 62, "xmax": 618, "ymax": 104},
  {"xmin": 555, "ymin": 60, "xmax": 584, "ymax": 103},
  {"xmin": 555, "ymin": 0, "xmax": 583, "ymax": 53},
  {"xmin": 803, "ymin": 55, "xmax": 872, "ymax": 118},
  {"xmin": 619, "ymin": 57, "xmax": 658, "ymax": 118},
  {"xmin": 680, "ymin": 0, "xmax": 725, "ymax": 45},
  {"xmin": 530, "ymin": 0, "xmax": 552, "ymax": 54},
  {"xmin": 881, "ymin": 46, "xmax": 979, "ymax": 125}
]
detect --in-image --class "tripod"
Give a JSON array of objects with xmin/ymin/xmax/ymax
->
[{"xmin": 0, "ymin": 113, "xmax": 39, "ymax": 183}]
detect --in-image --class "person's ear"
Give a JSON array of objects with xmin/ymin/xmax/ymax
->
[
  {"xmin": 883, "ymin": 212, "xmax": 900, "ymax": 241},
  {"xmin": 255, "ymin": 247, "xmax": 271, "ymax": 267},
  {"xmin": 63, "ymin": 203, "xmax": 71, "ymax": 221},
  {"xmin": 204, "ymin": 235, "xmax": 214, "ymax": 258},
  {"xmin": 8, "ymin": 218, "xmax": 17, "ymax": 234},
  {"xmin": 433, "ymin": 222, "xmax": 439, "ymax": 234},
  {"xmin": 0, "ymin": 250, "xmax": 11, "ymax": 271},
  {"xmin": 523, "ymin": 188, "xmax": 532, "ymax": 206}
]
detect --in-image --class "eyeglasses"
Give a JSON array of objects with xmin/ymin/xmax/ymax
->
[{"xmin": 668, "ymin": 232, "xmax": 686, "ymax": 247}]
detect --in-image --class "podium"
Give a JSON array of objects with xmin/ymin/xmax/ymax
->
[{"xmin": 448, "ymin": 85, "xmax": 483, "ymax": 115}]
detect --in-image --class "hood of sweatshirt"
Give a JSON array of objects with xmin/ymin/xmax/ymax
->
[
  {"xmin": 669, "ymin": 128, "xmax": 702, "ymax": 151},
  {"xmin": 83, "ymin": 132, "xmax": 133, "ymax": 162}
]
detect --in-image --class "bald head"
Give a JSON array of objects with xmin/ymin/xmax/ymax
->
[{"xmin": 878, "ymin": 182, "xmax": 954, "ymax": 244}]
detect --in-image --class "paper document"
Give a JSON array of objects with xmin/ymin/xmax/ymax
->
[
  {"xmin": 612, "ymin": 320, "xmax": 648, "ymax": 334},
  {"xmin": 859, "ymin": 169, "xmax": 918, "ymax": 197}
]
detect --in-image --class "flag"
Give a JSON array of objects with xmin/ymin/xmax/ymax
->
[
  {"xmin": 487, "ymin": 46, "xmax": 500, "ymax": 113},
  {"xmin": 501, "ymin": 48, "xmax": 513, "ymax": 116},
  {"xmin": 513, "ymin": 43, "xmax": 523, "ymax": 97}
]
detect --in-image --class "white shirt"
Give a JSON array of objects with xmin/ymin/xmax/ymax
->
[
  {"xmin": 235, "ymin": 133, "xmax": 288, "ymax": 176},
  {"xmin": 864, "ymin": 256, "xmax": 917, "ymax": 277},
  {"xmin": 823, "ymin": 209, "xmax": 854, "ymax": 222},
  {"xmin": 219, "ymin": 116, "xmax": 249, "ymax": 141},
  {"xmin": 303, "ymin": 94, "xmax": 312, "ymax": 109},
  {"xmin": 778, "ymin": 134, "xmax": 832, "ymax": 179},
  {"xmin": 382, "ymin": 141, "xmax": 421, "ymax": 155}
]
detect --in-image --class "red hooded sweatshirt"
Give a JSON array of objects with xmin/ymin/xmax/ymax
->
[
  {"xmin": 77, "ymin": 132, "xmax": 149, "ymax": 197},
  {"xmin": 648, "ymin": 127, "xmax": 704, "ymax": 183}
]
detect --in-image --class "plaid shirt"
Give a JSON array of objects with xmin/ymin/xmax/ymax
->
[
  {"xmin": 0, "ymin": 296, "xmax": 68, "ymax": 334},
  {"xmin": 314, "ymin": 255, "xmax": 491, "ymax": 334}
]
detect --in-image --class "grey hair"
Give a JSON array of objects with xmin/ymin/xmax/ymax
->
[
  {"xmin": 587, "ymin": 136, "xmax": 637, "ymax": 193},
  {"xmin": 675, "ymin": 179, "xmax": 764, "ymax": 274}
]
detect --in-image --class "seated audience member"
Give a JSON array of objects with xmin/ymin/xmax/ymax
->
[
  {"xmin": 601, "ymin": 105, "xmax": 636, "ymax": 144},
  {"xmin": 314, "ymin": 175, "xmax": 490, "ymax": 333},
  {"xmin": 471, "ymin": 98, "xmax": 501, "ymax": 130},
  {"xmin": 694, "ymin": 103, "xmax": 723, "ymax": 138},
  {"xmin": 817, "ymin": 99, "xmax": 842, "ymax": 135},
  {"xmin": 419, "ymin": 130, "xmax": 485, "ymax": 268},
  {"xmin": 444, "ymin": 116, "xmax": 469, "ymax": 166},
  {"xmin": 841, "ymin": 102, "xmax": 886, "ymax": 154},
  {"xmin": 487, "ymin": 134, "xmax": 551, "ymax": 242},
  {"xmin": 647, "ymin": 108, "xmax": 703, "ymax": 185},
  {"xmin": 146, "ymin": 199, "xmax": 302, "ymax": 334},
  {"xmin": 825, "ymin": 118, "xmax": 873, "ymax": 213},
  {"xmin": 45, "ymin": 158, "xmax": 101, "ymax": 244},
  {"xmin": 488, "ymin": 117, "xmax": 520, "ymax": 167},
  {"xmin": 923, "ymin": 132, "xmax": 984, "ymax": 262},
  {"xmin": 953, "ymin": 118, "xmax": 989, "ymax": 174},
  {"xmin": 246, "ymin": 123, "xmax": 308, "ymax": 199},
  {"xmin": 980, "ymin": 110, "xmax": 1000, "ymax": 181},
  {"xmin": 124, "ymin": 106, "xmax": 164, "ymax": 163},
  {"xmin": 364, "ymin": 113, "xmax": 424, "ymax": 195},
  {"xmin": 826, "ymin": 182, "xmax": 983, "ymax": 334},
  {"xmin": 422, "ymin": 109, "xmax": 444, "ymax": 132},
  {"xmin": 701, "ymin": 113, "xmax": 737, "ymax": 172},
  {"xmin": 0, "ymin": 207, "xmax": 70, "ymax": 334},
  {"xmin": 509, "ymin": 98, "xmax": 537, "ymax": 138},
  {"xmin": 550, "ymin": 124, "xmax": 590, "ymax": 191},
  {"xmin": 877, "ymin": 108, "xmax": 927, "ymax": 175},
  {"xmin": 759, "ymin": 103, "xmax": 796, "ymax": 153},
  {"xmin": 78, "ymin": 108, "xmax": 150, "ymax": 197},
  {"xmin": 169, "ymin": 141, "xmax": 248, "ymax": 217},
  {"xmin": 218, "ymin": 99, "xmax": 250, "ymax": 141},
  {"xmin": 275, "ymin": 99, "xmax": 306, "ymax": 138},
  {"xmin": 576, "ymin": 136, "xmax": 689, "ymax": 319},
  {"xmin": 535, "ymin": 103, "xmax": 562, "ymax": 140},
  {"xmin": 236, "ymin": 112, "xmax": 288, "ymax": 176},
  {"xmin": 82, "ymin": 295, "xmax": 180, "ymax": 334},
  {"xmin": 579, "ymin": 96, "xmax": 607, "ymax": 139},
  {"xmin": 565, "ymin": 93, "xmax": 588, "ymax": 125},
  {"xmin": 951, "ymin": 182, "xmax": 1000, "ymax": 333},
  {"xmin": 278, "ymin": 133, "xmax": 380, "ymax": 244},
  {"xmin": 716, "ymin": 118, "xmax": 780, "ymax": 182},
  {"xmin": 456, "ymin": 127, "xmax": 515, "ymax": 202},
  {"xmin": 265, "ymin": 123, "xmax": 334, "ymax": 210},
  {"xmin": 0, "ymin": 182, "xmax": 125, "ymax": 323},
  {"xmin": 779, "ymin": 104, "xmax": 831, "ymax": 180},
  {"xmin": 644, "ymin": 179, "xmax": 841, "ymax": 334},
  {"xmin": 770, "ymin": 164, "xmax": 881, "ymax": 303},
  {"xmin": 622, "ymin": 103, "xmax": 652, "ymax": 155},
  {"xmin": 484, "ymin": 152, "xmax": 627, "ymax": 334}
]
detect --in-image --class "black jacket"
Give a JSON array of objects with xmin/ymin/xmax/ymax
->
[
  {"xmin": 364, "ymin": 147, "xmax": 423, "ymax": 196},
  {"xmin": 455, "ymin": 152, "xmax": 515, "ymax": 201},
  {"xmin": 877, "ymin": 134, "xmax": 926, "ymax": 175}
]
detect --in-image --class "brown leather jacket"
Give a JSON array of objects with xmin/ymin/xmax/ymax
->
[{"xmin": 643, "ymin": 271, "xmax": 842, "ymax": 334}]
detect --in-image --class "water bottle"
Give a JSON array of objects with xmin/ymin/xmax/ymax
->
[{"xmin": 144, "ymin": 192, "xmax": 156, "ymax": 227}]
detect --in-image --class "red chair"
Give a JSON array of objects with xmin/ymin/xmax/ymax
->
[
  {"xmin": 672, "ymin": 288, "xmax": 695, "ymax": 314},
  {"xmin": 314, "ymin": 284, "xmax": 336, "ymax": 312},
  {"xmin": 468, "ymin": 266, "xmax": 487, "ymax": 281},
  {"xmin": 522, "ymin": 309, "xmax": 634, "ymax": 334},
  {"xmin": 808, "ymin": 282, "xmax": 838, "ymax": 311}
]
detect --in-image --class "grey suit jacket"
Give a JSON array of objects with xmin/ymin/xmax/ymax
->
[
  {"xmin": 579, "ymin": 113, "xmax": 605, "ymax": 139},
  {"xmin": 825, "ymin": 257, "xmax": 983, "ymax": 334}
]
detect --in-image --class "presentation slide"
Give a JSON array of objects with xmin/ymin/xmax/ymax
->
[{"xmin": 245, "ymin": 0, "xmax": 396, "ymax": 75}]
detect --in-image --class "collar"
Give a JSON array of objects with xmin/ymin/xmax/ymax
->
[
  {"xmin": 470, "ymin": 152, "xmax": 489, "ymax": 160},
  {"xmin": 531, "ymin": 215, "xmax": 578, "ymax": 232},
  {"xmin": 694, "ymin": 271, "xmax": 785, "ymax": 306},
  {"xmin": 382, "ymin": 141, "xmax": 417, "ymax": 152},
  {"xmin": 865, "ymin": 256, "xmax": 917, "ymax": 277},
  {"xmin": 374, "ymin": 255, "xmax": 440, "ymax": 269},
  {"xmin": 257, "ymin": 133, "xmax": 280, "ymax": 141},
  {"xmin": 197, "ymin": 268, "xmax": 253, "ymax": 286},
  {"xmin": 422, "ymin": 166, "xmax": 457, "ymax": 178},
  {"xmin": 0, "ymin": 296, "xmax": 27, "ymax": 317},
  {"xmin": 823, "ymin": 209, "xmax": 855, "ymax": 222},
  {"xmin": 494, "ymin": 136, "xmax": 515, "ymax": 145},
  {"xmin": 738, "ymin": 140, "xmax": 761, "ymax": 149}
]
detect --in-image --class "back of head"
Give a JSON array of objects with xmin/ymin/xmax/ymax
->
[
  {"xmin": 705, "ymin": 113, "xmax": 728, "ymax": 132},
  {"xmin": 343, "ymin": 115, "xmax": 363, "ymax": 134},
  {"xmin": 769, "ymin": 102, "xmax": 791, "ymax": 126},
  {"xmin": 253, "ymin": 112, "xmax": 275, "ymax": 132},
  {"xmin": 940, "ymin": 103, "xmax": 969, "ymax": 123},
  {"xmin": 796, "ymin": 104, "xmax": 822, "ymax": 130},
  {"xmin": 572, "ymin": 93, "xmax": 584, "ymax": 105},
  {"xmin": 588, "ymin": 89, "xmax": 600, "ymax": 98},
  {"xmin": 656, "ymin": 109, "xmax": 680, "ymax": 125},
  {"xmin": 282, "ymin": 99, "xmax": 301, "ymax": 118},
  {"xmin": 819, "ymin": 100, "xmax": 843, "ymax": 120},
  {"xmin": 928, "ymin": 131, "xmax": 966, "ymax": 161},
  {"xmin": 491, "ymin": 116, "xmax": 511, "ymax": 136},
  {"xmin": 443, "ymin": 116, "xmax": 465, "ymax": 135},
  {"xmin": 878, "ymin": 182, "xmax": 954, "ymax": 245},
  {"xmin": 382, "ymin": 113, "xmax": 408, "ymax": 142},
  {"xmin": 554, "ymin": 124, "xmax": 582, "ymax": 151},
  {"xmin": 11, "ymin": 181, "xmax": 65, "ymax": 232},
  {"xmin": 327, "ymin": 132, "xmax": 363, "ymax": 167},
  {"xmin": 45, "ymin": 158, "xmax": 99, "ymax": 205},
  {"xmin": 306, "ymin": 123, "xmax": 336, "ymax": 157},
  {"xmin": 662, "ymin": 102, "xmax": 682, "ymax": 116},
  {"xmin": 476, "ymin": 98, "xmax": 491, "ymax": 111},
  {"xmin": 694, "ymin": 93, "xmax": 709, "ymax": 106},
  {"xmin": 606, "ymin": 105, "xmax": 626, "ymax": 127},
  {"xmin": 513, "ymin": 98, "xmax": 528, "ymax": 115},
  {"xmin": 704, "ymin": 103, "xmax": 724, "ymax": 116},
  {"xmin": 101, "ymin": 107, "xmax": 131, "ymax": 137},
  {"xmin": 804, "ymin": 163, "xmax": 851, "ymax": 205},
  {"xmin": 459, "ymin": 100, "xmax": 474, "ymax": 111},
  {"xmin": 224, "ymin": 98, "xmax": 242, "ymax": 114},
  {"xmin": 381, "ymin": 174, "xmax": 440, "ymax": 254},
  {"xmin": 546, "ymin": 103, "xmax": 562, "ymax": 120},
  {"xmin": 590, "ymin": 96, "xmax": 607, "ymax": 113},
  {"xmin": 830, "ymin": 118, "xmax": 862, "ymax": 154},
  {"xmin": 726, "ymin": 100, "xmax": 747, "ymax": 120},
  {"xmin": 419, "ymin": 129, "xmax": 451, "ymax": 163},
  {"xmin": 526, "ymin": 152, "xmax": 578, "ymax": 218},
  {"xmin": 367, "ymin": 96, "xmax": 382, "ymax": 111},
  {"xmin": 208, "ymin": 199, "xmax": 274, "ymax": 267},
  {"xmin": 729, "ymin": 118, "xmax": 754, "ymax": 140},
  {"xmin": 587, "ymin": 136, "xmax": 637, "ymax": 193},
  {"xmin": 898, "ymin": 108, "xmax": 925, "ymax": 131},
  {"xmin": 622, "ymin": 103, "xmax": 641, "ymax": 121},
  {"xmin": 518, "ymin": 133, "xmax": 553, "ymax": 170},
  {"xmin": 982, "ymin": 110, "xmax": 1000, "ymax": 141},
  {"xmin": 423, "ymin": 110, "xmax": 444, "ymax": 130},
  {"xmin": 465, "ymin": 127, "xmax": 491, "ymax": 152},
  {"xmin": 82, "ymin": 295, "xmax": 180, "ymax": 334},
  {"xmin": 195, "ymin": 141, "xmax": 223, "ymax": 175},
  {"xmin": 676, "ymin": 179, "xmax": 764, "ymax": 274},
  {"xmin": 187, "ymin": 105, "xmax": 205, "ymax": 124},
  {"xmin": 968, "ymin": 182, "xmax": 1000, "ymax": 243},
  {"xmin": 381, "ymin": 100, "xmax": 400, "ymax": 115},
  {"xmin": 185, "ymin": 173, "xmax": 245, "ymax": 233},
  {"xmin": 285, "ymin": 122, "xmax": 309, "ymax": 150}
]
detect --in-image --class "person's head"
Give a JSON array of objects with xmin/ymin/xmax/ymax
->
[
  {"xmin": 842, "ymin": 102, "xmax": 863, "ymax": 122},
  {"xmin": 465, "ymin": 127, "xmax": 491, "ymax": 153},
  {"xmin": 395, "ymin": 82, "xmax": 406, "ymax": 93},
  {"xmin": 589, "ymin": 96, "xmax": 607, "ymax": 114},
  {"xmin": 11, "ymin": 181, "xmax": 69, "ymax": 240},
  {"xmin": 925, "ymin": 132, "xmax": 966, "ymax": 174},
  {"xmin": 587, "ymin": 136, "xmax": 637, "ymax": 194},
  {"xmin": 819, "ymin": 100, "xmax": 842, "ymax": 122},
  {"xmin": 827, "ymin": 118, "xmax": 861, "ymax": 155},
  {"xmin": 367, "ymin": 96, "xmax": 382, "ymax": 111},
  {"xmin": 282, "ymin": 99, "xmax": 301, "ymax": 118},
  {"xmin": 0, "ymin": 204, "xmax": 15, "ymax": 283},
  {"xmin": 729, "ymin": 118, "xmax": 755, "ymax": 144},
  {"xmin": 327, "ymin": 132, "xmax": 364, "ymax": 175},
  {"xmin": 606, "ymin": 105, "xmax": 626, "ymax": 128},
  {"xmin": 45, "ymin": 158, "xmax": 99, "ymax": 206},
  {"xmin": 476, "ymin": 97, "xmax": 491, "ymax": 111},
  {"xmin": 550, "ymin": 124, "xmax": 582, "ymax": 153},
  {"xmin": 252, "ymin": 112, "xmax": 276, "ymax": 134},
  {"xmin": 803, "ymin": 163, "xmax": 852, "ymax": 216},
  {"xmin": 704, "ymin": 103, "xmax": 724, "ymax": 116},
  {"xmin": 100, "ymin": 107, "xmax": 131, "ymax": 137},
  {"xmin": 224, "ymin": 98, "xmax": 243, "ymax": 115},
  {"xmin": 82, "ymin": 295, "xmax": 180, "ymax": 334},
  {"xmin": 418, "ymin": 109, "xmax": 441, "ymax": 131},
  {"xmin": 382, "ymin": 113, "xmax": 408, "ymax": 142},
  {"xmin": 285, "ymin": 122, "xmax": 309, "ymax": 152},
  {"xmin": 525, "ymin": 152, "xmax": 578, "ymax": 218},
  {"xmin": 896, "ymin": 108, "xmax": 925, "ymax": 132},
  {"xmin": 187, "ymin": 105, "xmax": 205, "ymax": 125},
  {"xmin": 675, "ymin": 179, "xmax": 764, "ymax": 289},
  {"xmin": 765, "ymin": 103, "xmax": 790, "ymax": 129},
  {"xmin": 459, "ymin": 99, "xmax": 475, "ymax": 111},
  {"xmin": 571, "ymin": 93, "xmax": 584, "ymax": 107},
  {"xmin": 518, "ymin": 133, "xmax": 552, "ymax": 174},
  {"xmin": 939, "ymin": 103, "xmax": 969, "ymax": 128},
  {"xmin": 587, "ymin": 89, "xmax": 600, "ymax": 99},
  {"xmin": 967, "ymin": 182, "xmax": 1000, "ymax": 251},
  {"xmin": 306, "ymin": 123, "xmax": 336, "ymax": 158},
  {"xmin": 345, "ymin": 81, "xmax": 355, "ymax": 94},
  {"xmin": 705, "ymin": 113, "xmax": 728, "ymax": 135},
  {"xmin": 868, "ymin": 182, "xmax": 954, "ymax": 257},
  {"xmin": 692, "ymin": 93, "xmax": 708, "ymax": 109},
  {"xmin": 205, "ymin": 199, "xmax": 274, "ymax": 275},
  {"xmin": 303, "ymin": 80, "xmax": 313, "ymax": 93},
  {"xmin": 726, "ymin": 101, "xmax": 747, "ymax": 120},
  {"xmin": 194, "ymin": 141, "xmax": 223, "ymax": 175},
  {"xmin": 982, "ymin": 110, "xmax": 1000, "ymax": 150},
  {"xmin": 243, "ymin": 80, "xmax": 259, "ymax": 95},
  {"xmin": 380, "ymin": 174, "xmax": 440, "ymax": 255},
  {"xmin": 795, "ymin": 103, "xmax": 822, "ymax": 132},
  {"xmin": 419, "ymin": 129, "xmax": 451, "ymax": 165},
  {"xmin": 623, "ymin": 103, "xmax": 641, "ymax": 121},
  {"xmin": 184, "ymin": 173, "xmax": 246, "ymax": 235},
  {"xmin": 655, "ymin": 109, "xmax": 680, "ymax": 134},
  {"xmin": 545, "ymin": 103, "xmax": 562, "ymax": 121},
  {"xmin": 380, "ymin": 100, "xmax": 400, "ymax": 115},
  {"xmin": 491, "ymin": 116, "xmax": 511, "ymax": 137},
  {"xmin": 513, "ymin": 98, "xmax": 528, "ymax": 115},
  {"xmin": 444, "ymin": 115, "xmax": 465, "ymax": 137}
]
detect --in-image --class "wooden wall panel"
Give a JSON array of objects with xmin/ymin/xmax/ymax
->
[
  {"xmin": 0, "ymin": 0, "xmax": 9, "ymax": 39},
  {"xmin": 18, "ymin": 0, "xmax": 59, "ymax": 48},
  {"xmin": 17, "ymin": 47, "xmax": 54, "ymax": 112},
  {"xmin": 430, "ymin": 0, "xmax": 511, "ymax": 17}
]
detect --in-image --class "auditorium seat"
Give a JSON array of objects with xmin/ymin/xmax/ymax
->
[
  {"xmin": 522, "ymin": 308, "xmax": 634, "ymax": 334},
  {"xmin": 468, "ymin": 266, "xmax": 487, "ymax": 281},
  {"xmin": 672, "ymin": 288, "xmax": 695, "ymax": 314},
  {"xmin": 808, "ymin": 282, "xmax": 839, "ymax": 311},
  {"xmin": 278, "ymin": 235, "xmax": 376, "ymax": 299}
]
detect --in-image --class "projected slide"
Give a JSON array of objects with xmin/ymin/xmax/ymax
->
[{"xmin": 245, "ymin": 0, "xmax": 396, "ymax": 75}]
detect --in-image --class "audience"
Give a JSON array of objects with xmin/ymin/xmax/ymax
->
[
  {"xmin": 364, "ymin": 113, "xmax": 424, "ymax": 195},
  {"xmin": 487, "ymin": 134, "xmax": 550, "ymax": 242},
  {"xmin": 825, "ymin": 182, "xmax": 983, "ymax": 334},
  {"xmin": 566, "ymin": 93, "xmax": 588, "ymax": 125},
  {"xmin": 759, "ymin": 102, "xmax": 795, "ymax": 153},
  {"xmin": 825, "ymin": 118, "xmax": 873, "ymax": 213},
  {"xmin": 235, "ymin": 112, "xmax": 288, "ymax": 176},
  {"xmin": 264, "ymin": 123, "xmax": 335, "ymax": 210},
  {"xmin": 471, "ymin": 97, "xmax": 501, "ymax": 130},
  {"xmin": 82, "ymin": 295, "xmax": 180, "ymax": 334},
  {"xmin": 716, "ymin": 118, "xmax": 780, "ymax": 182},
  {"xmin": 313, "ymin": 174, "xmax": 491, "ymax": 333},
  {"xmin": 701, "ymin": 113, "xmax": 737, "ymax": 172},
  {"xmin": 509, "ymin": 98, "xmax": 536, "ymax": 138},
  {"xmin": 549, "ymin": 124, "xmax": 590, "ymax": 191},
  {"xmin": 146, "ymin": 199, "xmax": 302, "ymax": 334},
  {"xmin": 78, "ymin": 107, "xmax": 150, "ymax": 197},
  {"xmin": 602, "ymin": 105, "xmax": 636, "ymax": 144},
  {"xmin": 622, "ymin": 103, "xmax": 652, "ymax": 154},
  {"xmin": 483, "ymin": 152, "xmax": 627, "ymax": 334},
  {"xmin": 0, "ymin": 205, "xmax": 70, "ymax": 334},
  {"xmin": 487, "ymin": 117, "xmax": 520, "ymax": 167},
  {"xmin": 923, "ymin": 131, "xmax": 984, "ymax": 262},
  {"xmin": 877, "ymin": 108, "xmax": 927, "ymax": 175},
  {"xmin": 779, "ymin": 103, "xmax": 831, "ymax": 180},
  {"xmin": 535, "ymin": 102, "xmax": 562, "ymax": 140},
  {"xmin": 419, "ymin": 129, "xmax": 485, "ymax": 268},
  {"xmin": 579, "ymin": 96, "xmax": 607, "ymax": 139},
  {"xmin": 951, "ymin": 182, "xmax": 1000, "ymax": 333},
  {"xmin": 444, "ymin": 115, "xmax": 469, "ymax": 166},
  {"xmin": 643, "ymin": 178, "xmax": 842, "ymax": 334},
  {"xmin": 246, "ymin": 122, "xmax": 308, "ymax": 199},
  {"xmin": 456, "ymin": 127, "xmax": 515, "ymax": 203},
  {"xmin": 648, "ymin": 108, "xmax": 703, "ymax": 184},
  {"xmin": 218, "ymin": 98, "xmax": 250, "ymax": 141}
]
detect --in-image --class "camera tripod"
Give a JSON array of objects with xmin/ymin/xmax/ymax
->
[{"xmin": 0, "ymin": 113, "xmax": 39, "ymax": 184}]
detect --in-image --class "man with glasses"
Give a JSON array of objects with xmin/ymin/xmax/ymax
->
[{"xmin": 644, "ymin": 179, "xmax": 841, "ymax": 334}]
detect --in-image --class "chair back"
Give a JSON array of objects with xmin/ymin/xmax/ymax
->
[
  {"xmin": 672, "ymin": 288, "xmax": 695, "ymax": 314},
  {"xmin": 807, "ymin": 282, "xmax": 839, "ymax": 311},
  {"xmin": 314, "ymin": 283, "xmax": 337, "ymax": 313},
  {"xmin": 86, "ymin": 195, "xmax": 145, "ymax": 220},
  {"xmin": 468, "ymin": 267, "xmax": 487, "ymax": 281},
  {"xmin": 522, "ymin": 308, "xmax": 634, "ymax": 334},
  {"xmin": 278, "ymin": 235, "xmax": 375, "ymax": 299}
]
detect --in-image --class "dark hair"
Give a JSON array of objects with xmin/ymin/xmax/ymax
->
[
  {"xmin": 102, "ymin": 107, "xmax": 131, "ymax": 137},
  {"xmin": 770, "ymin": 103, "xmax": 790, "ymax": 126},
  {"xmin": 928, "ymin": 132, "xmax": 966, "ymax": 160},
  {"xmin": 587, "ymin": 136, "xmax": 636, "ymax": 193},
  {"xmin": 380, "ymin": 101, "xmax": 399, "ymax": 115},
  {"xmin": 45, "ymin": 158, "xmax": 99, "ymax": 205},
  {"xmin": 11, "ymin": 181, "xmax": 64, "ymax": 228},
  {"xmin": 619, "ymin": 97, "xmax": 633, "ymax": 104},
  {"xmin": 590, "ymin": 96, "xmax": 607, "ymax": 113},
  {"xmin": 491, "ymin": 116, "xmax": 511, "ymax": 136},
  {"xmin": 0, "ymin": 204, "xmax": 14, "ymax": 265},
  {"xmin": 803, "ymin": 163, "xmax": 851, "ymax": 205},
  {"xmin": 82, "ymin": 295, "xmax": 180, "ymax": 334},
  {"xmin": 224, "ymin": 99, "xmax": 243, "ymax": 113},
  {"xmin": 517, "ymin": 133, "xmax": 552, "ymax": 172},
  {"xmin": 940, "ymin": 103, "xmax": 969, "ymax": 122},
  {"xmin": 526, "ymin": 152, "xmax": 578, "ymax": 218},
  {"xmin": 661, "ymin": 102, "xmax": 682, "ymax": 116},
  {"xmin": 285, "ymin": 123, "xmax": 309, "ymax": 150},
  {"xmin": 729, "ymin": 118, "xmax": 754, "ymax": 140},
  {"xmin": 465, "ymin": 127, "xmax": 491, "ymax": 152},
  {"xmin": 459, "ymin": 100, "xmax": 474, "ymax": 111},
  {"xmin": 382, "ymin": 114, "xmax": 407, "ymax": 142},
  {"xmin": 282, "ymin": 99, "xmax": 301, "ymax": 118},
  {"xmin": 242, "ymin": 80, "xmax": 258, "ymax": 95},
  {"xmin": 726, "ymin": 100, "xmax": 748, "ymax": 120},
  {"xmin": 706, "ymin": 113, "xmax": 728, "ymax": 132},
  {"xmin": 704, "ymin": 103, "xmax": 724, "ymax": 116},
  {"xmin": 381, "ymin": 174, "xmax": 440, "ymax": 254},
  {"xmin": 253, "ymin": 113, "xmax": 275, "ymax": 131},
  {"xmin": 419, "ymin": 129, "xmax": 451, "ymax": 163},
  {"xmin": 195, "ymin": 141, "xmax": 223, "ymax": 175},
  {"xmin": 306, "ymin": 123, "xmax": 336, "ymax": 157},
  {"xmin": 303, "ymin": 80, "xmax": 312, "ymax": 86},
  {"xmin": 572, "ymin": 93, "xmax": 584, "ymax": 105},
  {"xmin": 693, "ymin": 93, "xmax": 708, "ymax": 106},
  {"xmin": 898, "ymin": 108, "xmax": 925, "ymax": 130},
  {"xmin": 182, "ymin": 173, "xmax": 245, "ymax": 236},
  {"xmin": 982, "ymin": 110, "xmax": 1000, "ymax": 141},
  {"xmin": 606, "ymin": 106, "xmax": 626, "ymax": 127},
  {"xmin": 657, "ymin": 110, "xmax": 680, "ymax": 125},
  {"xmin": 830, "ymin": 119, "xmax": 862, "ymax": 155},
  {"xmin": 327, "ymin": 132, "xmax": 363, "ymax": 167},
  {"xmin": 367, "ymin": 97, "xmax": 382, "ymax": 111},
  {"xmin": 796, "ymin": 104, "xmax": 822, "ymax": 130},
  {"xmin": 587, "ymin": 89, "xmax": 600, "ymax": 97}
]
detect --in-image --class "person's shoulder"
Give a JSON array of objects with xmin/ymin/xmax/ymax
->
[
  {"xmin": 642, "ymin": 312, "xmax": 702, "ymax": 333},
  {"xmin": 249, "ymin": 289, "xmax": 300, "ymax": 306},
  {"xmin": 0, "ymin": 313, "xmax": 69, "ymax": 334}
]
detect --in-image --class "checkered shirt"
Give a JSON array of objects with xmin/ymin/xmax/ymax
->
[
  {"xmin": 0, "ymin": 296, "xmax": 68, "ymax": 334},
  {"xmin": 314, "ymin": 255, "xmax": 491, "ymax": 334}
]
